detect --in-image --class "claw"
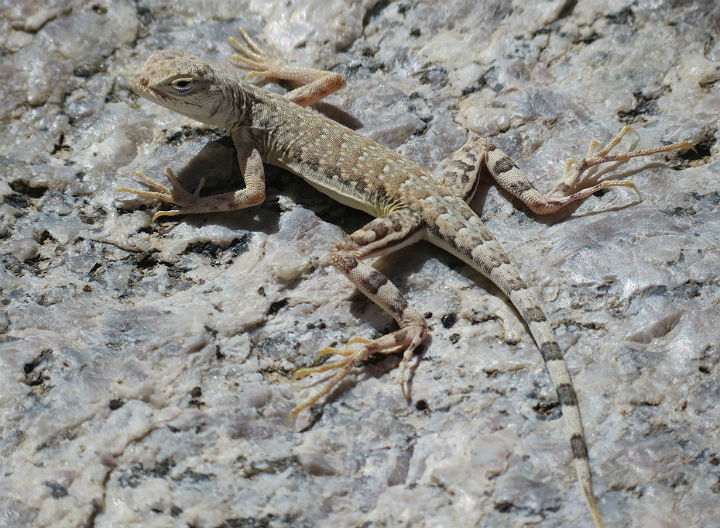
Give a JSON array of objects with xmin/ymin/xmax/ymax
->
[
  {"xmin": 347, "ymin": 335, "xmax": 372, "ymax": 345},
  {"xmin": 597, "ymin": 125, "xmax": 638, "ymax": 157},
  {"xmin": 162, "ymin": 167, "xmax": 181, "ymax": 189},
  {"xmin": 399, "ymin": 360, "xmax": 408, "ymax": 400},
  {"xmin": 228, "ymin": 27, "xmax": 284, "ymax": 83},
  {"xmin": 288, "ymin": 336, "xmax": 374, "ymax": 422},
  {"xmin": 116, "ymin": 171, "xmax": 174, "ymax": 202},
  {"xmin": 287, "ymin": 356, "xmax": 355, "ymax": 425},
  {"xmin": 229, "ymin": 55, "xmax": 266, "ymax": 70},
  {"xmin": 194, "ymin": 177, "xmax": 206, "ymax": 197},
  {"xmin": 293, "ymin": 358, "xmax": 351, "ymax": 379},
  {"xmin": 116, "ymin": 187, "xmax": 169, "ymax": 202},
  {"xmin": 237, "ymin": 27, "xmax": 266, "ymax": 55},
  {"xmin": 228, "ymin": 38, "xmax": 263, "ymax": 61},
  {"xmin": 115, "ymin": 168, "xmax": 200, "ymax": 221},
  {"xmin": 625, "ymin": 125, "xmax": 640, "ymax": 140},
  {"xmin": 317, "ymin": 346, "xmax": 352, "ymax": 357},
  {"xmin": 287, "ymin": 395, "xmax": 317, "ymax": 425},
  {"xmin": 672, "ymin": 140, "xmax": 696, "ymax": 154},
  {"xmin": 317, "ymin": 346, "xmax": 338, "ymax": 356},
  {"xmin": 599, "ymin": 179, "xmax": 641, "ymax": 200},
  {"xmin": 585, "ymin": 139, "xmax": 601, "ymax": 158},
  {"xmin": 136, "ymin": 171, "xmax": 172, "ymax": 193},
  {"xmin": 287, "ymin": 324, "xmax": 423, "ymax": 423},
  {"xmin": 564, "ymin": 157, "xmax": 577, "ymax": 174},
  {"xmin": 151, "ymin": 209, "xmax": 182, "ymax": 222},
  {"xmin": 287, "ymin": 397, "xmax": 316, "ymax": 425}
]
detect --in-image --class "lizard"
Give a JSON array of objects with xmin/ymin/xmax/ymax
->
[{"xmin": 117, "ymin": 28, "xmax": 691, "ymax": 528}]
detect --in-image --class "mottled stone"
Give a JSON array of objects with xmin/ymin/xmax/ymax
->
[{"xmin": 1, "ymin": 1, "xmax": 718, "ymax": 528}]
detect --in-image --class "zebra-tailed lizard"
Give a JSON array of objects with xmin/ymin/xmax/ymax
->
[{"xmin": 118, "ymin": 28, "xmax": 692, "ymax": 527}]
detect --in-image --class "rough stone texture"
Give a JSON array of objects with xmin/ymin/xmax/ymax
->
[{"xmin": 1, "ymin": 1, "xmax": 718, "ymax": 527}]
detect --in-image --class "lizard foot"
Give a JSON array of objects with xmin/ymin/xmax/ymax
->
[
  {"xmin": 288, "ymin": 326, "xmax": 425, "ymax": 423},
  {"xmin": 117, "ymin": 168, "xmax": 206, "ymax": 221},
  {"xmin": 551, "ymin": 125, "xmax": 693, "ymax": 200},
  {"xmin": 228, "ymin": 27, "xmax": 289, "ymax": 83}
]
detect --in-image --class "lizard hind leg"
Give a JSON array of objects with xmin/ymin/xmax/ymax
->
[
  {"xmin": 289, "ymin": 210, "xmax": 427, "ymax": 421},
  {"xmin": 481, "ymin": 125, "xmax": 692, "ymax": 215},
  {"xmin": 543, "ymin": 126, "xmax": 693, "ymax": 212}
]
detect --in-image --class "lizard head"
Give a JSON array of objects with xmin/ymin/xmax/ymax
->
[{"xmin": 131, "ymin": 51, "xmax": 236, "ymax": 127}]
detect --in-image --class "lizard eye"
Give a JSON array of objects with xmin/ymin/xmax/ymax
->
[{"xmin": 171, "ymin": 77, "xmax": 193, "ymax": 91}]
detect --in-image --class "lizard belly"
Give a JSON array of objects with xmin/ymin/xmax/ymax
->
[{"xmin": 275, "ymin": 158, "xmax": 383, "ymax": 217}]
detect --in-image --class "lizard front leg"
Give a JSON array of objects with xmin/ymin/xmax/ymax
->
[
  {"xmin": 290, "ymin": 210, "xmax": 427, "ymax": 420},
  {"xmin": 228, "ymin": 28, "xmax": 346, "ymax": 107},
  {"xmin": 117, "ymin": 131, "xmax": 265, "ymax": 220}
]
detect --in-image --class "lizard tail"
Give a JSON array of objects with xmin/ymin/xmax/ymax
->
[
  {"xmin": 503, "ymin": 282, "xmax": 604, "ymax": 528},
  {"xmin": 427, "ymin": 221, "xmax": 604, "ymax": 528},
  {"xmin": 430, "ymin": 228, "xmax": 604, "ymax": 528},
  {"xmin": 480, "ymin": 254, "xmax": 602, "ymax": 528}
]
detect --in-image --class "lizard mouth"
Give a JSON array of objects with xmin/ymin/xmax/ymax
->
[
  {"xmin": 147, "ymin": 86, "xmax": 167, "ymax": 100},
  {"xmin": 130, "ymin": 74, "xmax": 163, "ymax": 99},
  {"xmin": 130, "ymin": 73, "xmax": 148, "ymax": 93},
  {"xmin": 130, "ymin": 77, "xmax": 168, "ymax": 103},
  {"xmin": 130, "ymin": 80, "xmax": 147, "ymax": 99}
]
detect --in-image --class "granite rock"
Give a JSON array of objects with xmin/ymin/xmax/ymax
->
[{"xmin": 1, "ymin": 1, "xmax": 719, "ymax": 527}]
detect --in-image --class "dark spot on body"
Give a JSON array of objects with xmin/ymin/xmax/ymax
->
[
  {"xmin": 391, "ymin": 216, "xmax": 405, "ymax": 232},
  {"xmin": 353, "ymin": 179, "xmax": 366, "ymax": 193},
  {"xmin": 364, "ymin": 271, "xmax": 388, "ymax": 294},
  {"xmin": 493, "ymin": 156, "xmax": 515, "ymax": 174},
  {"xmin": 393, "ymin": 297, "xmax": 409, "ymax": 314},
  {"xmin": 507, "ymin": 179, "xmax": 533, "ymax": 195},
  {"xmin": 554, "ymin": 182, "xmax": 571, "ymax": 194},
  {"xmin": 334, "ymin": 254, "xmax": 358, "ymax": 271},
  {"xmin": 370, "ymin": 222, "xmax": 390, "ymax": 240},
  {"xmin": 451, "ymin": 159, "xmax": 476, "ymax": 173}
]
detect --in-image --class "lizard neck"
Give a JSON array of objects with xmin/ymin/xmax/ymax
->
[{"xmin": 227, "ymin": 81, "xmax": 283, "ymax": 130}]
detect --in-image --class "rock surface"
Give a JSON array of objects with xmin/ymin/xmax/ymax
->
[{"xmin": 1, "ymin": 1, "xmax": 718, "ymax": 527}]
